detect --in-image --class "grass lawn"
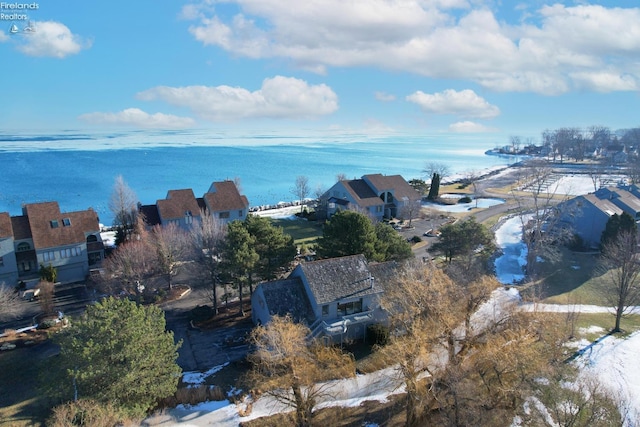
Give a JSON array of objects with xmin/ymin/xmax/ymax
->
[
  {"xmin": 522, "ymin": 248, "xmax": 601, "ymax": 304},
  {"xmin": 0, "ymin": 346, "xmax": 52, "ymax": 426},
  {"xmin": 271, "ymin": 217, "xmax": 323, "ymax": 245}
]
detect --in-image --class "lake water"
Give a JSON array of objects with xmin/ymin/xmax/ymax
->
[{"xmin": 0, "ymin": 130, "xmax": 521, "ymax": 225}]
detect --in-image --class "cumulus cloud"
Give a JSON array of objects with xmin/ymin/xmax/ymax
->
[
  {"xmin": 448, "ymin": 121, "xmax": 496, "ymax": 133},
  {"xmin": 375, "ymin": 91, "xmax": 396, "ymax": 102},
  {"xmin": 136, "ymin": 76, "xmax": 338, "ymax": 121},
  {"xmin": 15, "ymin": 21, "xmax": 90, "ymax": 58},
  {"xmin": 78, "ymin": 108, "xmax": 195, "ymax": 129},
  {"xmin": 183, "ymin": 1, "xmax": 640, "ymax": 94},
  {"xmin": 406, "ymin": 89, "xmax": 500, "ymax": 119},
  {"xmin": 0, "ymin": 30, "xmax": 8, "ymax": 42}
]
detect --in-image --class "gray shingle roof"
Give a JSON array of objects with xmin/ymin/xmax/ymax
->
[
  {"xmin": 297, "ymin": 254, "xmax": 382, "ymax": 305},
  {"xmin": 259, "ymin": 277, "xmax": 314, "ymax": 323}
]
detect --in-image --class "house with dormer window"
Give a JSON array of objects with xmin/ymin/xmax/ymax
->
[
  {"xmin": 251, "ymin": 254, "xmax": 397, "ymax": 343},
  {"xmin": 139, "ymin": 180, "xmax": 249, "ymax": 229},
  {"xmin": 320, "ymin": 174, "xmax": 421, "ymax": 221},
  {"xmin": 0, "ymin": 202, "xmax": 104, "ymax": 286}
]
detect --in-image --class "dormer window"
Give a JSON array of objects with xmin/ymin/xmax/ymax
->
[
  {"xmin": 62, "ymin": 218, "xmax": 71, "ymax": 226},
  {"xmin": 50, "ymin": 220, "xmax": 59, "ymax": 228}
]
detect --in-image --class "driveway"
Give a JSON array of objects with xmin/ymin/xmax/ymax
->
[{"xmin": 160, "ymin": 287, "xmax": 254, "ymax": 373}]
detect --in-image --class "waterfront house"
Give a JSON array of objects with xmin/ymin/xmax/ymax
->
[
  {"xmin": 0, "ymin": 202, "xmax": 104, "ymax": 286},
  {"xmin": 320, "ymin": 173, "xmax": 421, "ymax": 221},
  {"xmin": 139, "ymin": 180, "xmax": 249, "ymax": 228},
  {"xmin": 251, "ymin": 254, "xmax": 397, "ymax": 343}
]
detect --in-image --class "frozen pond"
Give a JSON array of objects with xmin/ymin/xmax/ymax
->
[
  {"xmin": 422, "ymin": 196, "xmax": 504, "ymax": 213},
  {"xmin": 494, "ymin": 215, "xmax": 531, "ymax": 284}
]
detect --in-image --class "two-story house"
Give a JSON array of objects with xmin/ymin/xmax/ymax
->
[
  {"xmin": 320, "ymin": 174, "xmax": 421, "ymax": 221},
  {"xmin": 139, "ymin": 180, "xmax": 249, "ymax": 228},
  {"xmin": 251, "ymin": 254, "xmax": 397, "ymax": 343},
  {"xmin": 0, "ymin": 202, "xmax": 104, "ymax": 286}
]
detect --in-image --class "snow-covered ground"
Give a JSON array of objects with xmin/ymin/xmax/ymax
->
[
  {"xmin": 143, "ymin": 172, "xmax": 640, "ymax": 426},
  {"xmin": 494, "ymin": 215, "xmax": 530, "ymax": 284}
]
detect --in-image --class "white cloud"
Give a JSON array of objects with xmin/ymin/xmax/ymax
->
[
  {"xmin": 375, "ymin": 91, "xmax": 396, "ymax": 102},
  {"xmin": 184, "ymin": 1, "xmax": 640, "ymax": 94},
  {"xmin": 406, "ymin": 89, "xmax": 500, "ymax": 119},
  {"xmin": 0, "ymin": 30, "xmax": 8, "ymax": 42},
  {"xmin": 137, "ymin": 76, "xmax": 338, "ymax": 121},
  {"xmin": 16, "ymin": 21, "xmax": 90, "ymax": 58},
  {"xmin": 78, "ymin": 108, "xmax": 195, "ymax": 129},
  {"xmin": 448, "ymin": 121, "xmax": 496, "ymax": 133}
]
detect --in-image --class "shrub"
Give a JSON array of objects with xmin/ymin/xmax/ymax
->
[
  {"xmin": 410, "ymin": 235, "xmax": 422, "ymax": 243},
  {"xmin": 190, "ymin": 305, "xmax": 215, "ymax": 322},
  {"xmin": 367, "ymin": 324, "xmax": 389, "ymax": 346},
  {"xmin": 47, "ymin": 399, "xmax": 126, "ymax": 427},
  {"xmin": 38, "ymin": 319, "xmax": 58, "ymax": 329},
  {"xmin": 458, "ymin": 196, "xmax": 472, "ymax": 204}
]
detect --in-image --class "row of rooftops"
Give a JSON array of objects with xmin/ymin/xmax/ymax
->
[
  {"xmin": 0, "ymin": 202, "xmax": 101, "ymax": 249},
  {"xmin": 139, "ymin": 181, "xmax": 249, "ymax": 226}
]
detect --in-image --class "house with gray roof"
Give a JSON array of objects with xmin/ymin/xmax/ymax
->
[
  {"xmin": 251, "ymin": 254, "xmax": 397, "ymax": 343},
  {"xmin": 0, "ymin": 202, "xmax": 104, "ymax": 286},
  {"xmin": 559, "ymin": 185, "xmax": 640, "ymax": 249},
  {"xmin": 320, "ymin": 174, "xmax": 421, "ymax": 221}
]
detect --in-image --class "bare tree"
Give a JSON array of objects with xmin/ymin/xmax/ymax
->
[
  {"xmin": 335, "ymin": 172, "xmax": 348, "ymax": 182},
  {"xmin": 190, "ymin": 210, "xmax": 226, "ymax": 314},
  {"xmin": 379, "ymin": 262, "xmax": 553, "ymax": 426},
  {"xmin": 150, "ymin": 223, "xmax": 190, "ymax": 290},
  {"xmin": 0, "ymin": 283, "xmax": 20, "ymax": 322},
  {"xmin": 290, "ymin": 175, "xmax": 310, "ymax": 213},
  {"xmin": 313, "ymin": 183, "xmax": 325, "ymax": 200},
  {"xmin": 36, "ymin": 281, "xmax": 56, "ymax": 316},
  {"xmin": 399, "ymin": 197, "xmax": 422, "ymax": 227},
  {"xmin": 587, "ymin": 163, "xmax": 606, "ymax": 192},
  {"xmin": 511, "ymin": 159, "xmax": 572, "ymax": 281},
  {"xmin": 463, "ymin": 169, "xmax": 481, "ymax": 207},
  {"xmin": 108, "ymin": 175, "xmax": 138, "ymax": 243},
  {"xmin": 103, "ymin": 240, "xmax": 154, "ymax": 304},
  {"xmin": 233, "ymin": 176, "xmax": 243, "ymax": 193},
  {"xmin": 422, "ymin": 161, "xmax": 450, "ymax": 183},
  {"xmin": 245, "ymin": 315, "xmax": 355, "ymax": 427},
  {"xmin": 509, "ymin": 135, "xmax": 522, "ymax": 153},
  {"xmin": 598, "ymin": 230, "xmax": 640, "ymax": 333}
]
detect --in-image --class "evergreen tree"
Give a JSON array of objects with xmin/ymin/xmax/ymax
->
[
  {"xmin": 316, "ymin": 210, "xmax": 377, "ymax": 260},
  {"xmin": 220, "ymin": 221, "xmax": 259, "ymax": 315},
  {"xmin": 244, "ymin": 215, "xmax": 296, "ymax": 281},
  {"xmin": 374, "ymin": 222, "xmax": 413, "ymax": 262},
  {"xmin": 601, "ymin": 212, "xmax": 637, "ymax": 247},
  {"xmin": 427, "ymin": 173, "xmax": 441, "ymax": 200},
  {"xmin": 51, "ymin": 297, "xmax": 181, "ymax": 418}
]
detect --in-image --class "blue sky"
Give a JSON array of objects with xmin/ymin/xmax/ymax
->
[{"xmin": 1, "ymin": 0, "xmax": 639, "ymax": 141}]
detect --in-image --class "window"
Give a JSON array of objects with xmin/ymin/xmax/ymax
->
[
  {"xmin": 86, "ymin": 234, "xmax": 98, "ymax": 243},
  {"xmin": 238, "ymin": 210, "xmax": 244, "ymax": 217},
  {"xmin": 43, "ymin": 251, "xmax": 56, "ymax": 262},
  {"xmin": 20, "ymin": 261, "xmax": 31, "ymax": 272},
  {"xmin": 376, "ymin": 206, "xmax": 383, "ymax": 213},
  {"xmin": 322, "ymin": 304, "xmax": 329, "ymax": 316},
  {"xmin": 337, "ymin": 299, "xmax": 363, "ymax": 316},
  {"xmin": 17, "ymin": 242, "xmax": 31, "ymax": 252},
  {"xmin": 0, "ymin": 256, "xmax": 3, "ymax": 267},
  {"xmin": 50, "ymin": 220, "xmax": 59, "ymax": 228},
  {"xmin": 185, "ymin": 211, "xmax": 193, "ymax": 224},
  {"xmin": 62, "ymin": 218, "xmax": 71, "ymax": 226},
  {"xmin": 219, "ymin": 211, "xmax": 230, "ymax": 219}
]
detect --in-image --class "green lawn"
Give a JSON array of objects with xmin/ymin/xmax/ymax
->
[
  {"xmin": 524, "ymin": 248, "xmax": 602, "ymax": 304},
  {"xmin": 271, "ymin": 217, "xmax": 323, "ymax": 245},
  {"xmin": 0, "ymin": 348, "xmax": 51, "ymax": 426}
]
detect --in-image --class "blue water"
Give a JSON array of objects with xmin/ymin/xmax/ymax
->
[{"xmin": 0, "ymin": 131, "xmax": 520, "ymax": 225}]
